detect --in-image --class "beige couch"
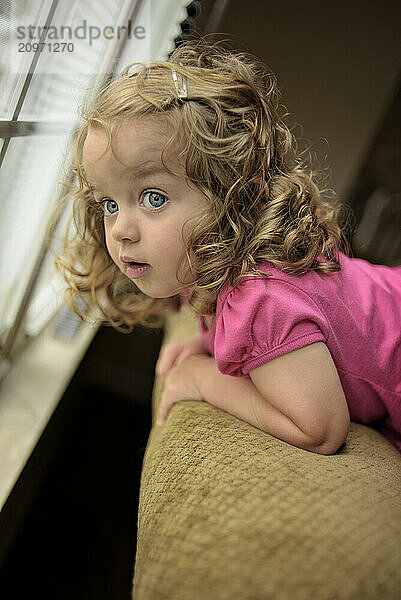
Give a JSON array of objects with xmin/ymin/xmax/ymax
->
[{"xmin": 132, "ymin": 303, "xmax": 401, "ymax": 600}]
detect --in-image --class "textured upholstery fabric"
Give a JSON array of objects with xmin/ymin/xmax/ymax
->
[{"xmin": 132, "ymin": 304, "xmax": 401, "ymax": 600}]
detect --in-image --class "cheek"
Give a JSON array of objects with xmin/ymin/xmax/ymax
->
[
  {"xmin": 157, "ymin": 238, "xmax": 180, "ymax": 258},
  {"xmin": 104, "ymin": 227, "xmax": 118, "ymax": 258},
  {"xmin": 155, "ymin": 227, "xmax": 184, "ymax": 259}
]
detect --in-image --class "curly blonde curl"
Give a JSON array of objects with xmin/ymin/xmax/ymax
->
[{"xmin": 55, "ymin": 38, "xmax": 355, "ymax": 332}]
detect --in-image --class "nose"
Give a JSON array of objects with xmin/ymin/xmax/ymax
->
[{"xmin": 110, "ymin": 209, "xmax": 140, "ymax": 243}]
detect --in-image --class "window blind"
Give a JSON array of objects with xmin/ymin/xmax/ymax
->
[{"xmin": 0, "ymin": 0, "xmax": 193, "ymax": 348}]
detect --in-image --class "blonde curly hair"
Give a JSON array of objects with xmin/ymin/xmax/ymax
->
[{"xmin": 55, "ymin": 38, "xmax": 354, "ymax": 332}]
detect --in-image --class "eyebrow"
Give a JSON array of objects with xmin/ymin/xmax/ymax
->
[
  {"xmin": 85, "ymin": 163, "xmax": 175, "ymax": 191},
  {"xmin": 129, "ymin": 163, "xmax": 173, "ymax": 183}
]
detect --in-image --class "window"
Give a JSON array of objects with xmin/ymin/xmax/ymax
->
[{"xmin": 0, "ymin": 0, "xmax": 193, "ymax": 358}]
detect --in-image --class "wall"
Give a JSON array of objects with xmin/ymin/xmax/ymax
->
[{"xmin": 215, "ymin": 0, "xmax": 401, "ymax": 199}]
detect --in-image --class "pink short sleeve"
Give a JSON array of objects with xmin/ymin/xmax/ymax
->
[{"xmin": 214, "ymin": 276, "xmax": 328, "ymax": 377}]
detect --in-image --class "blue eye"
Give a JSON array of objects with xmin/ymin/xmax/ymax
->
[
  {"xmin": 141, "ymin": 190, "xmax": 168, "ymax": 210},
  {"xmin": 101, "ymin": 198, "xmax": 119, "ymax": 215}
]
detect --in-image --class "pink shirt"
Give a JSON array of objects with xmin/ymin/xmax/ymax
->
[{"xmin": 182, "ymin": 253, "xmax": 401, "ymax": 452}]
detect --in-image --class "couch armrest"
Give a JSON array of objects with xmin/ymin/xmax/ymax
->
[{"xmin": 133, "ymin": 304, "xmax": 401, "ymax": 600}]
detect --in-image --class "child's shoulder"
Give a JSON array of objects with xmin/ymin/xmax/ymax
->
[
  {"xmin": 218, "ymin": 256, "xmax": 330, "ymax": 304},
  {"xmin": 218, "ymin": 252, "xmax": 401, "ymax": 310}
]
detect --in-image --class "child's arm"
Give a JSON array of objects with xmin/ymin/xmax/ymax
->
[{"xmin": 193, "ymin": 342, "xmax": 350, "ymax": 455}]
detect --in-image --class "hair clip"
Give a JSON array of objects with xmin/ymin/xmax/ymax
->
[{"xmin": 171, "ymin": 68, "xmax": 189, "ymax": 102}]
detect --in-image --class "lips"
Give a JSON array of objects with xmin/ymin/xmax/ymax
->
[
  {"xmin": 126, "ymin": 262, "xmax": 152, "ymax": 280},
  {"xmin": 121, "ymin": 256, "xmax": 150, "ymax": 266}
]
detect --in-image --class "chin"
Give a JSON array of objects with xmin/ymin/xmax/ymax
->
[{"xmin": 130, "ymin": 281, "xmax": 180, "ymax": 299}]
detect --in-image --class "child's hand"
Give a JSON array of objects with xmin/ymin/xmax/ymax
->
[
  {"xmin": 156, "ymin": 354, "xmax": 205, "ymax": 426},
  {"xmin": 155, "ymin": 336, "xmax": 209, "ymax": 378}
]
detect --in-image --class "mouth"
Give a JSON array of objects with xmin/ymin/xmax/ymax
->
[
  {"xmin": 124, "ymin": 261, "xmax": 153, "ymax": 280},
  {"xmin": 121, "ymin": 256, "xmax": 150, "ymax": 267}
]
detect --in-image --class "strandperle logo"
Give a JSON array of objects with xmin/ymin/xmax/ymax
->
[{"xmin": 16, "ymin": 19, "xmax": 146, "ymax": 46}]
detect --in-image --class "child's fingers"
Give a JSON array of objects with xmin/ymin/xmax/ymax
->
[
  {"xmin": 156, "ymin": 359, "xmax": 169, "ymax": 377},
  {"xmin": 155, "ymin": 344, "xmax": 182, "ymax": 376},
  {"xmin": 155, "ymin": 338, "xmax": 206, "ymax": 377},
  {"xmin": 173, "ymin": 351, "xmax": 197, "ymax": 369},
  {"xmin": 156, "ymin": 355, "xmax": 175, "ymax": 376},
  {"xmin": 155, "ymin": 360, "xmax": 164, "ymax": 376},
  {"xmin": 157, "ymin": 352, "xmax": 198, "ymax": 377}
]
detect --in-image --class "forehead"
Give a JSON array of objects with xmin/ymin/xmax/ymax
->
[{"xmin": 82, "ymin": 117, "xmax": 184, "ymax": 176}]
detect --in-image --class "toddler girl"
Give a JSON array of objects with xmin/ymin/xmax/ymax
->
[{"xmin": 57, "ymin": 39, "xmax": 401, "ymax": 455}]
